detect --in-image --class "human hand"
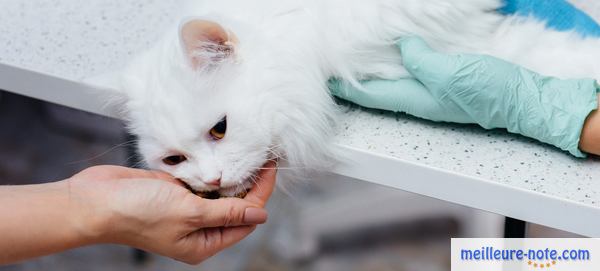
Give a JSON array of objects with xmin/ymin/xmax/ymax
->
[
  {"xmin": 329, "ymin": 76, "xmax": 473, "ymax": 124},
  {"xmin": 330, "ymin": 37, "xmax": 599, "ymax": 157},
  {"xmin": 66, "ymin": 161, "xmax": 277, "ymax": 264},
  {"xmin": 329, "ymin": 0, "xmax": 600, "ymax": 122}
]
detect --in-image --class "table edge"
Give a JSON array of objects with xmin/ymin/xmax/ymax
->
[{"xmin": 1, "ymin": 63, "xmax": 598, "ymax": 236}]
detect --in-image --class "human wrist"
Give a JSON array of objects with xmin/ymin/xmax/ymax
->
[
  {"xmin": 0, "ymin": 181, "xmax": 103, "ymax": 264},
  {"xmin": 499, "ymin": 76, "xmax": 599, "ymax": 158},
  {"xmin": 579, "ymin": 92, "xmax": 600, "ymax": 155},
  {"xmin": 561, "ymin": 80, "xmax": 599, "ymax": 157},
  {"xmin": 62, "ymin": 175, "xmax": 161, "ymax": 249},
  {"xmin": 61, "ymin": 178, "xmax": 116, "ymax": 246}
]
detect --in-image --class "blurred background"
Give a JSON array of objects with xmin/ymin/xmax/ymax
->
[{"xmin": 0, "ymin": 91, "xmax": 579, "ymax": 271}]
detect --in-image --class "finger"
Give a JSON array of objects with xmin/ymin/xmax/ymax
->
[
  {"xmin": 328, "ymin": 78, "xmax": 356, "ymax": 100},
  {"xmin": 396, "ymin": 36, "xmax": 443, "ymax": 68},
  {"xmin": 187, "ymin": 225, "xmax": 256, "ymax": 263},
  {"xmin": 217, "ymin": 225, "xmax": 256, "ymax": 247},
  {"xmin": 244, "ymin": 160, "xmax": 277, "ymax": 207},
  {"xmin": 396, "ymin": 36, "xmax": 458, "ymax": 91},
  {"xmin": 206, "ymin": 225, "xmax": 255, "ymax": 253},
  {"xmin": 192, "ymin": 197, "xmax": 268, "ymax": 228},
  {"xmin": 335, "ymin": 78, "xmax": 427, "ymax": 110},
  {"xmin": 330, "ymin": 77, "xmax": 474, "ymax": 123}
]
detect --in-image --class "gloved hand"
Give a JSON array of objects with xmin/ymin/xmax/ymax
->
[
  {"xmin": 499, "ymin": 0, "xmax": 600, "ymax": 37},
  {"xmin": 329, "ymin": 37, "xmax": 599, "ymax": 157}
]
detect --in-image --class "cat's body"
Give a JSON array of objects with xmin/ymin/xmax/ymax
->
[{"xmin": 118, "ymin": 0, "xmax": 600, "ymax": 196}]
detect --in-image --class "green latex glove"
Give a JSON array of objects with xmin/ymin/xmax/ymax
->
[{"xmin": 329, "ymin": 37, "xmax": 599, "ymax": 157}]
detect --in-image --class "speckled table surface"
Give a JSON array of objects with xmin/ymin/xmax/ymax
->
[{"xmin": 0, "ymin": 0, "xmax": 599, "ymax": 235}]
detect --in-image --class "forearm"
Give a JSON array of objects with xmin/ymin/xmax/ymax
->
[
  {"xmin": 580, "ymin": 94, "xmax": 600, "ymax": 156},
  {"xmin": 0, "ymin": 181, "xmax": 95, "ymax": 265}
]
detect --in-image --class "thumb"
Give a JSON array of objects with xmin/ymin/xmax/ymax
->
[
  {"xmin": 396, "ymin": 36, "xmax": 458, "ymax": 93},
  {"xmin": 191, "ymin": 197, "xmax": 268, "ymax": 228}
]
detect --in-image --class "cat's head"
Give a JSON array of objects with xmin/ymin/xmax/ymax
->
[{"xmin": 118, "ymin": 18, "xmax": 336, "ymax": 196}]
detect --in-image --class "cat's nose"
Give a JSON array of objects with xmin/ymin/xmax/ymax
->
[{"xmin": 205, "ymin": 178, "xmax": 221, "ymax": 187}]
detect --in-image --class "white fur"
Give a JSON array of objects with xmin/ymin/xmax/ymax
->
[{"xmin": 118, "ymin": 0, "xmax": 600, "ymax": 195}]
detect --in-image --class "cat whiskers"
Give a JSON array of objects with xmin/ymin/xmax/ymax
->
[
  {"xmin": 246, "ymin": 171, "xmax": 264, "ymax": 195},
  {"xmin": 266, "ymin": 145, "xmax": 284, "ymax": 160},
  {"xmin": 248, "ymin": 166, "xmax": 309, "ymax": 170},
  {"xmin": 65, "ymin": 139, "xmax": 139, "ymax": 165},
  {"xmin": 126, "ymin": 159, "xmax": 148, "ymax": 169}
]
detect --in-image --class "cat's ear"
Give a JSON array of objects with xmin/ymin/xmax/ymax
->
[{"xmin": 179, "ymin": 19, "xmax": 237, "ymax": 70}]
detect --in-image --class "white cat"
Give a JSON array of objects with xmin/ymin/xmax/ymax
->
[{"xmin": 114, "ymin": 0, "xmax": 600, "ymax": 196}]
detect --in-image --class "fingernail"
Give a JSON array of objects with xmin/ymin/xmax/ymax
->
[{"xmin": 244, "ymin": 208, "xmax": 268, "ymax": 224}]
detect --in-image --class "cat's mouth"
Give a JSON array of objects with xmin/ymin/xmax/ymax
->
[
  {"xmin": 180, "ymin": 177, "xmax": 254, "ymax": 199},
  {"xmin": 195, "ymin": 188, "xmax": 250, "ymax": 200}
]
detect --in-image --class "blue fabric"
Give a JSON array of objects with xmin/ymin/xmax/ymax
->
[{"xmin": 499, "ymin": 0, "xmax": 600, "ymax": 37}]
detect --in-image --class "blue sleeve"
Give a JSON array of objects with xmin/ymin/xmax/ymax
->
[{"xmin": 499, "ymin": 0, "xmax": 600, "ymax": 37}]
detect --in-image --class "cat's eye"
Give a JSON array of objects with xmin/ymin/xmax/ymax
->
[
  {"xmin": 162, "ymin": 155, "xmax": 187, "ymax": 166},
  {"xmin": 209, "ymin": 116, "xmax": 227, "ymax": 140}
]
